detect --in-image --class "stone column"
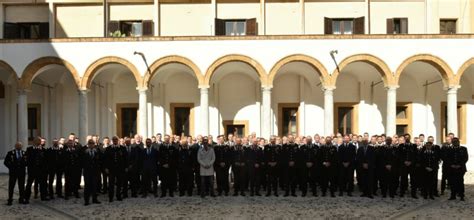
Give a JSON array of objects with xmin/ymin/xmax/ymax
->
[
  {"xmin": 386, "ymin": 85, "xmax": 398, "ymax": 137},
  {"xmin": 447, "ymin": 86, "xmax": 459, "ymax": 136},
  {"xmin": 78, "ymin": 89, "xmax": 89, "ymax": 143},
  {"xmin": 17, "ymin": 90, "xmax": 28, "ymax": 146},
  {"xmin": 200, "ymin": 86, "xmax": 209, "ymax": 136},
  {"xmin": 323, "ymin": 86, "xmax": 335, "ymax": 136},
  {"xmin": 261, "ymin": 86, "xmax": 272, "ymax": 139},
  {"xmin": 138, "ymin": 88, "xmax": 148, "ymax": 138}
]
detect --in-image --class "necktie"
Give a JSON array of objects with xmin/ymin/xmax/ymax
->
[
  {"xmin": 147, "ymin": 148, "xmax": 150, "ymax": 155},
  {"xmin": 16, "ymin": 150, "xmax": 20, "ymax": 159}
]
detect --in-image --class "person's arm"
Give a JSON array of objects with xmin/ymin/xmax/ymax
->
[
  {"xmin": 197, "ymin": 149, "xmax": 205, "ymax": 167},
  {"xmin": 209, "ymin": 148, "xmax": 215, "ymax": 167}
]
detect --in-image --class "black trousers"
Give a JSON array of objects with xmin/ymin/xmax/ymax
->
[
  {"xmin": 8, "ymin": 171, "xmax": 25, "ymax": 202},
  {"xmin": 193, "ymin": 166, "xmax": 201, "ymax": 194},
  {"xmin": 215, "ymin": 165, "xmax": 230, "ymax": 194},
  {"xmin": 358, "ymin": 167, "xmax": 374, "ymax": 196},
  {"xmin": 160, "ymin": 167, "xmax": 177, "ymax": 195},
  {"xmin": 248, "ymin": 166, "xmax": 261, "ymax": 194},
  {"xmin": 266, "ymin": 165, "xmax": 279, "ymax": 195},
  {"xmin": 441, "ymin": 166, "xmax": 449, "ymax": 193},
  {"xmin": 178, "ymin": 168, "xmax": 193, "ymax": 195},
  {"xmin": 400, "ymin": 165, "xmax": 416, "ymax": 195},
  {"xmin": 339, "ymin": 165, "xmax": 355, "ymax": 193},
  {"xmin": 320, "ymin": 166, "xmax": 337, "ymax": 194},
  {"xmin": 381, "ymin": 169, "xmax": 398, "ymax": 197},
  {"xmin": 200, "ymin": 175, "xmax": 214, "ymax": 197},
  {"xmin": 299, "ymin": 166, "xmax": 317, "ymax": 195},
  {"xmin": 232, "ymin": 165, "xmax": 246, "ymax": 193},
  {"xmin": 422, "ymin": 169, "xmax": 437, "ymax": 198},
  {"xmin": 448, "ymin": 169, "xmax": 465, "ymax": 198},
  {"xmin": 141, "ymin": 169, "xmax": 158, "ymax": 196},
  {"xmin": 282, "ymin": 166, "xmax": 298, "ymax": 194},
  {"xmin": 48, "ymin": 169, "xmax": 64, "ymax": 197},
  {"xmin": 83, "ymin": 169, "xmax": 99, "ymax": 202},
  {"xmin": 99, "ymin": 169, "xmax": 108, "ymax": 193},
  {"xmin": 123, "ymin": 170, "xmax": 139, "ymax": 197},
  {"xmin": 108, "ymin": 170, "xmax": 124, "ymax": 200},
  {"xmin": 65, "ymin": 167, "xmax": 81, "ymax": 197},
  {"xmin": 25, "ymin": 168, "xmax": 47, "ymax": 200}
]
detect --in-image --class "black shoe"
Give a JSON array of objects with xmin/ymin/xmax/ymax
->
[
  {"xmin": 360, "ymin": 193, "xmax": 367, "ymax": 197},
  {"xmin": 348, "ymin": 192, "xmax": 352, "ymax": 197},
  {"xmin": 460, "ymin": 197, "xmax": 465, "ymax": 201},
  {"xmin": 368, "ymin": 195, "xmax": 374, "ymax": 199},
  {"xmin": 218, "ymin": 192, "xmax": 222, "ymax": 196},
  {"xmin": 109, "ymin": 198, "xmax": 113, "ymax": 202},
  {"xmin": 274, "ymin": 193, "xmax": 279, "ymax": 197},
  {"xmin": 291, "ymin": 193, "xmax": 297, "ymax": 197},
  {"xmin": 339, "ymin": 192, "xmax": 343, "ymax": 196},
  {"xmin": 211, "ymin": 194, "xmax": 216, "ymax": 197},
  {"xmin": 250, "ymin": 192, "xmax": 254, "ymax": 197},
  {"xmin": 411, "ymin": 195, "xmax": 418, "ymax": 199},
  {"xmin": 322, "ymin": 192, "xmax": 327, "ymax": 197},
  {"xmin": 117, "ymin": 197, "xmax": 122, "ymax": 201},
  {"xmin": 255, "ymin": 192, "xmax": 262, "ymax": 196},
  {"xmin": 93, "ymin": 199, "xmax": 101, "ymax": 204},
  {"xmin": 225, "ymin": 192, "xmax": 229, "ymax": 196},
  {"xmin": 429, "ymin": 196, "xmax": 435, "ymax": 200},
  {"xmin": 382, "ymin": 194, "xmax": 387, "ymax": 198},
  {"xmin": 170, "ymin": 193, "xmax": 174, "ymax": 197},
  {"xmin": 160, "ymin": 194, "xmax": 166, "ymax": 198},
  {"xmin": 7, "ymin": 201, "xmax": 12, "ymax": 206},
  {"xmin": 448, "ymin": 196, "xmax": 456, "ymax": 200},
  {"xmin": 330, "ymin": 193, "xmax": 335, "ymax": 198},
  {"xmin": 266, "ymin": 192, "xmax": 271, "ymax": 197},
  {"xmin": 23, "ymin": 200, "xmax": 29, "ymax": 204},
  {"xmin": 84, "ymin": 202, "xmax": 90, "ymax": 206},
  {"xmin": 301, "ymin": 193, "xmax": 306, "ymax": 197},
  {"xmin": 179, "ymin": 192, "xmax": 184, "ymax": 197},
  {"xmin": 240, "ymin": 192, "xmax": 246, "ymax": 196},
  {"xmin": 233, "ymin": 192, "xmax": 238, "ymax": 196},
  {"xmin": 284, "ymin": 192, "xmax": 289, "ymax": 197}
]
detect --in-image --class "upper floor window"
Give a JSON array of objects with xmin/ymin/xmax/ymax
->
[
  {"xmin": 215, "ymin": 18, "xmax": 257, "ymax": 36},
  {"xmin": 440, "ymin": 19, "xmax": 456, "ymax": 34},
  {"xmin": 387, "ymin": 18, "xmax": 408, "ymax": 34},
  {"xmin": 108, "ymin": 20, "xmax": 154, "ymax": 37},
  {"xmin": 324, "ymin": 17, "xmax": 365, "ymax": 35},
  {"xmin": 3, "ymin": 22, "xmax": 49, "ymax": 39}
]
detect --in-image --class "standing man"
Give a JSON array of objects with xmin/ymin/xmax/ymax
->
[
  {"xmin": 123, "ymin": 136, "xmax": 141, "ymax": 198},
  {"xmin": 104, "ymin": 136, "xmax": 127, "ymax": 202},
  {"xmin": 25, "ymin": 137, "xmax": 48, "ymax": 203},
  {"xmin": 198, "ymin": 137, "xmax": 216, "ymax": 198},
  {"xmin": 82, "ymin": 140, "xmax": 101, "ymax": 206},
  {"xmin": 356, "ymin": 139, "xmax": 375, "ymax": 199},
  {"xmin": 264, "ymin": 136, "xmax": 280, "ymax": 197},
  {"xmin": 246, "ymin": 138, "xmax": 264, "ymax": 196},
  {"xmin": 141, "ymin": 138, "xmax": 159, "ymax": 198},
  {"xmin": 319, "ymin": 137, "xmax": 338, "ymax": 197},
  {"xmin": 46, "ymin": 139, "xmax": 65, "ymax": 199},
  {"xmin": 380, "ymin": 137, "xmax": 399, "ymax": 198},
  {"xmin": 398, "ymin": 135, "xmax": 418, "ymax": 198},
  {"xmin": 177, "ymin": 138, "xmax": 194, "ymax": 196},
  {"xmin": 338, "ymin": 135, "xmax": 356, "ymax": 196},
  {"xmin": 299, "ymin": 136, "xmax": 318, "ymax": 197},
  {"xmin": 232, "ymin": 138, "xmax": 247, "ymax": 196},
  {"xmin": 4, "ymin": 142, "xmax": 27, "ymax": 205},
  {"xmin": 446, "ymin": 137, "xmax": 468, "ymax": 201},
  {"xmin": 281, "ymin": 135, "xmax": 299, "ymax": 197},
  {"xmin": 158, "ymin": 135, "xmax": 178, "ymax": 197},
  {"xmin": 214, "ymin": 135, "xmax": 231, "ymax": 196},
  {"xmin": 64, "ymin": 139, "xmax": 81, "ymax": 200},
  {"xmin": 440, "ymin": 136, "xmax": 452, "ymax": 195},
  {"xmin": 419, "ymin": 142, "xmax": 438, "ymax": 200}
]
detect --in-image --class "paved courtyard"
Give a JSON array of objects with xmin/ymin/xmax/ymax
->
[{"xmin": 0, "ymin": 173, "xmax": 473, "ymax": 219}]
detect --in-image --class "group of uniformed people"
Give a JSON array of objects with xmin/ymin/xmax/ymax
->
[{"xmin": 4, "ymin": 131, "xmax": 469, "ymax": 206}]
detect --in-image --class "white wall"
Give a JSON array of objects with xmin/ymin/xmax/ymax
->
[{"xmin": 160, "ymin": 4, "xmax": 213, "ymax": 36}]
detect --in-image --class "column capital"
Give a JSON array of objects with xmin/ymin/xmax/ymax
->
[
  {"xmin": 200, "ymin": 87, "xmax": 209, "ymax": 94},
  {"xmin": 385, "ymin": 85, "xmax": 399, "ymax": 91},
  {"xmin": 261, "ymin": 86, "xmax": 272, "ymax": 92},
  {"xmin": 17, "ymin": 89, "xmax": 30, "ymax": 95},
  {"xmin": 198, "ymin": 85, "xmax": 210, "ymax": 89},
  {"xmin": 137, "ymin": 87, "xmax": 148, "ymax": 93},
  {"xmin": 322, "ymin": 85, "xmax": 336, "ymax": 91},
  {"xmin": 445, "ymin": 85, "xmax": 460, "ymax": 93},
  {"xmin": 78, "ymin": 89, "xmax": 90, "ymax": 95}
]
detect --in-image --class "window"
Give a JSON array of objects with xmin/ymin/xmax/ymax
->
[
  {"xmin": 324, "ymin": 17, "xmax": 365, "ymax": 35},
  {"xmin": 27, "ymin": 104, "xmax": 41, "ymax": 142},
  {"xmin": 3, "ymin": 22, "xmax": 49, "ymax": 39},
  {"xmin": 215, "ymin": 18, "xmax": 257, "ymax": 36},
  {"xmin": 108, "ymin": 20, "xmax": 154, "ymax": 37},
  {"xmin": 440, "ymin": 19, "xmax": 457, "ymax": 34},
  {"xmin": 396, "ymin": 103, "xmax": 412, "ymax": 136},
  {"xmin": 334, "ymin": 103, "xmax": 359, "ymax": 135},
  {"xmin": 441, "ymin": 102, "xmax": 466, "ymax": 144},
  {"xmin": 170, "ymin": 103, "xmax": 194, "ymax": 137},
  {"xmin": 117, "ymin": 104, "xmax": 138, "ymax": 138},
  {"xmin": 278, "ymin": 104, "xmax": 299, "ymax": 136},
  {"xmin": 387, "ymin": 18, "xmax": 408, "ymax": 34},
  {"xmin": 223, "ymin": 120, "xmax": 249, "ymax": 138}
]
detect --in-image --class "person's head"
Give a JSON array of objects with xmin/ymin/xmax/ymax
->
[
  {"xmin": 52, "ymin": 138, "xmax": 58, "ymax": 146},
  {"xmin": 235, "ymin": 137, "xmax": 242, "ymax": 145},
  {"xmin": 376, "ymin": 136, "xmax": 383, "ymax": 144},
  {"xmin": 68, "ymin": 133, "xmax": 76, "ymax": 141},
  {"xmin": 59, "ymin": 137, "xmax": 65, "ymax": 145},
  {"xmin": 414, "ymin": 137, "xmax": 421, "ymax": 146},
  {"xmin": 282, "ymin": 136, "xmax": 288, "ymax": 144},
  {"xmin": 202, "ymin": 137, "xmax": 209, "ymax": 148},
  {"xmin": 404, "ymin": 133, "xmax": 411, "ymax": 143},
  {"xmin": 370, "ymin": 136, "xmax": 377, "ymax": 144},
  {"xmin": 425, "ymin": 141, "xmax": 433, "ymax": 150},
  {"xmin": 134, "ymin": 134, "xmax": 142, "ymax": 144},
  {"xmin": 67, "ymin": 139, "xmax": 74, "ymax": 148},
  {"xmin": 428, "ymin": 136, "xmax": 435, "ymax": 143},
  {"xmin": 446, "ymin": 136, "xmax": 452, "ymax": 144},
  {"xmin": 86, "ymin": 135, "xmax": 92, "ymax": 142},
  {"xmin": 419, "ymin": 134, "xmax": 425, "ymax": 142},
  {"xmin": 15, "ymin": 142, "xmax": 22, "ymax": 150},
  {"xmin": 386, "ymin": 137, "xmax": 392, "ymax": 146},
  {"xmin": 124, "ymin": 137, "xmax": 131, "ymax": 146},
  {"xmin": 112, "ymin": 136, "xmax": 119, "ymax": 145},
  {"xmin": 288, "ymin": 135, "xmax": 294, "ymax": 143},
  {"xmin": 164, "ymin": 135, "xmax": 170, "ymax": 143},
  {"xmin": 448, "ymin": 132, "xmax": 455, "ymax": 140},
  {"xmin": 217, "ymin": 135, "xmax": 224, "ymax": 144},
  {"xmin": 336, "ymin": 137, "xmax": 343, "ymax": 145},
  {"xmin": 325, "ymin": 136, "xmax": 332, "ymax": 145},
  {"xmin": 314, "ymin": 134, "xmax": 320, "ymax": 143},
  {"xmin": 103, "ymin": 137, "xmax": 110, "ymax": 145},
  {"xmin": 452, "ymin": 137, "xmax": 460, "ymax": 147},
  {"xmin": 87, "ymin": 139, "xmax": 95, "ymax": 148},
  {"xmin": 398, "ymin": 135, "xmax": 406, "ymax": 144},
  {"xmin": 146, "ymin": 138, "xmax": 152, "ymax": 147},
  {"xmin": 33, "ymin": 136, "xmax": 41, "ymax": 146},
  {"xmin": 306, "ymin": 136, "xmax": 312, "ymax": 144},
  {"xmin": 270, "ymin": 136, "xmax": 276, "ymax": 145},
  {"xmin": 252, "ymin": 138, "xmax": 258, "ymax": 146},
  {"xmin": 343, "ymin": 135, "xmax": 350, "ymax": 143}
]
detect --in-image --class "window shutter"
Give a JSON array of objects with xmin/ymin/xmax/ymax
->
[
  {"xmin": 386, "ymin": 18, "xmax": 394, "ymax": 34},
  {"xmin": 400, "ymin": 18, "xmax": 408, "ymax": 34},
  {"xmin": 447, "ymin": 20, "xmax": 456, "ymax": 34},
  {"xmin": 324, "ymin": 17, "xmax": 333, "ymax": 34},
  {"xmin": 108, "ymin": 20, "xmax": 120, "ymax": 36},
  {"xmin": 246, "ymin": 18, "xmax": 257, "ymax": 36},
  {"xmin": 353, "ymin": 16, "xmax": 365, "ymax": 34},
  {"xmin": 215, "ymin": 18, "xmax": 225, "ymax": 36},
  {"xmin": 39, "ymin": 23, "xmax": 49, "ymax": 39},
  {"xmin": 3, "ymin": 22, "xmax": 19, "ymax": 39},
  {"xmin": 142, "ymin": 20, "xmax": 154, "ymax": 36}
]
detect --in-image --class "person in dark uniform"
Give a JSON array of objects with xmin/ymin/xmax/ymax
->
[
  {"xmin": 46, "ymin": 139, "xmax": 65, "ymax": 199},
  {"xmin": 82, "ymin": 140, "xmax": 101, "ymax": 206},
  {"xmin": 318, "ymin": 137, "xmax": 338, "ymax": 197},
  {"xmin": 177, "ymin": 138, "xmax": 194, "ymax": 196},
  {"xmin": 338, "ymin": 135, "xmax": 356, "ymax": 197},
  {"xmin": 373, "ymin": 136, "xmax": 384, "ymax": 196},
  {"xmin": 232, "ymin": 138, "xmax": 247, "ymax": 196},
  {"xmin": 64, "ymin": 139, "xmax": 81, "ymax": 200},
  {"xmin": 281, "ymin": 135, "xmax": 299, "ymax": 197},
  {"xmin": 264, "ymin": 136, "xmax": 280, "ymax": 197},
  {"xmin": 427, "ymin": 136, "xmax": 441, "ymax": 197},
  {"xmin": 245, "ymin": 138, "xmax": 264, "ymax": 196},
  {"xmin": 25, "ymin": 137, "xmax": 48, "ymax": 203},
  {"xmin": 104, "ymin": 136, "xmax": 127, "ymax": 202},
  {"xmin": 98, "ymin": 137, "xmax": 110, "ymax": 194},
  {"xmin": 214, "ymin": 135, "xmax": 231, "ymax": 196},
  {"xmin": 191, "ymin": 135, "xmax": 203, "ymax": 195},
  {"xmin": 419, "ymin": 142, "xmax": 438, "ymax": 200},
  {"xmin": 140, "ymin": 138, "xmax": 159, "ymax": 198},
  {"xmin": 380, "ymin": 137, "xmax": 399, "ymax": 198},
  {"xmin": 299, "ymin": 136, "xmax": 318, "ymax": 197},
  {"xmin": 4, "ymin": 142, "xmax": 27, "ymax": 205},
  {"xmin": 158, "ymin": 135, "xmax": 178, "ymax": 197},
  {"xmin": 446, "ymin": 137, "xmax": 468, "ymax": 201},
  {"xmin": 123, "ymin": 136, "xmax": 141, "ymax": 198},
  {"xmin": 356, "ymin": 138, "xmax": 375, "ymax": 199},
  {"xmin": 398, "ymin": 135, "xmax": 418, "ymax": 198},
  {"xmin": 440, "ymin": 136, "xmax": 452, "ymax": 195}
]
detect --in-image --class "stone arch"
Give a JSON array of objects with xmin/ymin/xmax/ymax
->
[
  {"xmin": 454, "ymin": 57, "xmax": 474, "ymax": 85},
  {"xmin": 395, "ymin": 54, "xmax": 455, "ymax": 87},
  {"xmin": 81, "ymin": 56, "xmax": 142, "ymax": 90},
  {"xmin": 19, "ymin": 57, "xmax": 80, "ymax": 90},
  {"xmin": 204, "ymin": 54, "xmax": 268, "ymax": 86},
  {"xmin": 0, "ymin": 60, "xmax": 18, "ymax": 83},
  {"xmin": 330, "ymin": 54, "xmax": 395, "ymax": 87},
  {"xmin": 142, "ymin": 55, "xmax": 204, "ymax": 88},
  {"xmin": 268, "ymin": 54, "xmax": 330, "ymax": 87}
]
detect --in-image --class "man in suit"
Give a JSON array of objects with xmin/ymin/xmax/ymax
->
[
  {"xmin": 24, "ymin": 137, "xmax": 48, "ymax": 203},
  {"xmin": 214, "ymin": 135, "xmax": 231, "ymax": 196},
  {"xmin": 4, "ymin": 142, "xmax": 27, "ymax": 205},
  {"xmin": 104, "ymin": 136, "xmax": 127, "ymax": 202},
  {"xmin": 82, "ymin": 140, "xmax": 101, "ymax": 206},
  {"xmin": 281, "ymin": 135, "xmax": 299, "ymax": 197},
  {"xmin": 64, "ymin": 139, "xmax": 81, "ymax": 200},
  {"xmin": 264, "ymin": 136, "xmax": 280, "ymax": 197},
  {"xmin": 446, "ymin": 137, "xmax": 469, "ymax": 201},
  {"xmin": 319, "ymin": 137, "xmax": 338, "ymax": 197},
  {"xmin": 46, "ymin": 139, "xmax": 65, "ymax": 199},
  {"xmin": 299, "ymin": 136, "xmax": 318, "ymax": 197},
  {"xmin": 141, "ymin": 138, "xmax": 159, "ymax": 198},
  {"xmin": 338, "ymin": 135, "xmax": 357, "ymax": 196},
  {"xmin": 232, "ymin": 138, "xmax": 247, "ymax": 196},
  {"xmin": 158, "ymin": 135, "xmax": 178, "ymax": 197},
  {"xmin": 356, "ymin": 138, "xmax": 375, "ymax": 198},
  {"xmin": 246, "ymin": 138, "xmax": 264, "ymax": 196},
  {"xmin": 123, "ymin": 136, "xmax": 141, "ymax": 198},
  {"xmin": 177, "ymin": 138, "xmax": 194, "ymax": 196},
  {"xmin": 398, "ymin": 135, "xmax": 418, "ymax": 198},
  {"xmin": 380, "ymin": 137, "xmax": 399, "ymax": 198}
]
